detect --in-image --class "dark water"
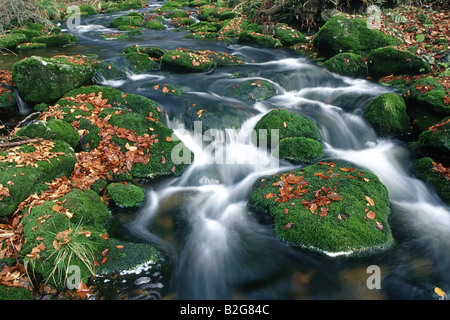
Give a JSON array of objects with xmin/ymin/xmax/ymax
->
[{"xmin": 1, "ymin": 1, "xmax": 449, "ymax": 300}]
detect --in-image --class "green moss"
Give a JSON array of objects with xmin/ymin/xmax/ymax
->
[
  {"xmin": 417, "ymin": 117, "xmax": 450, "ymax": 164},
  {"xmin": 16, "ymin": 119, "xmax": 80, "ymax": 148},
  {"xmin": 30, "ymin": 33, "xmax": 78, "ymax": 47},
  {"xmin": 122, "ymin": 45, "xmax": 166, "ymax": 59},
  {"xmin": 119, "ymin": 0, "xmax": 145, "ymax": 11},
  {"xmin": 160, "ymin": 49, "xmax": 214, "ymax": 73},
  {"xmin": 80, "ymin": 4, "xmax": 98, "ymax": 15},
  {"xmin": 161, "ymin": 0, "xmax": 184, "ymax": 10},
  {"xmin": 254, "ymin": 109, "xmax": 320, "ymax": 148},
  {"xmin": 408, "ymin": 77, "xmax": 449, "ymax": 116},
  {"xmin": 16, "ymin": 42, "xmax": 47, "ymax": 50},
  {"xmin": 143, "ymin": 20, "xmax": 166, "ymax": 30},
  {"xmin": 106, "ymin": 182, "xmax": 145, "ymax": 208},
  {"xmin": 277, "ymin": 137, "xmax": 323, "ymax": 164},
  {"xmin": 238, "ymin": 31, "xmax": 280, "ymax": 48},
  {"xmin": 0, "ymin": 33, "xmax": 27, "ymax": 49},
  {"xmin": 324, "ymin": 52, "xmax": 367, "ymax": 78},
  {"xmin": 167, "ymin": 10, "xmax": 189, "ymax": 18},
  {"xmin": 413, "ymin": 157, "xmax": 450, "ymax": 204},
  {"xmin": 0, "ymin": 286, "xmax": 35, "ymax": 300},
  {"xmin": 0, "ymin": 140, "xmax": 77, "ymax": 217},
  {"xmin": 93, "ymin": 61, "xmax": 127, "ymax": 81},
  {"xmin": 248, "ymin": 160, "xmax": 393, "ymax": 255},
  {"xmin": 230, "ymin": 79, "xmax": 276, "ymax": 101},
  {"xmin": 124, "ymin": 52, "xmax": 159, "ymax": 73},
  {"xmin": 111, "ymin": 16, "xmax": 143, "ymax": 29},
  {"xmin": 311, "ymin": 15, "xmax": 398, "ymax": 57},
  {"xmin": 11, "ymin": 55, "xmax": 95, "ymax": 104},
  {"xmin": 275, "ymin": 23, "xmax": 306, "ymax": 46},
  {"xmin": 95, "ymin": 238, "xmax": 172, "ymax": 278},
  {"xmin": 363, "ymin": 93, "xmax": 410, "ymax": 137},
  {"xmin": 189, "ymin": 21, "xmax": 221, "ymax": 33},
  {"xmin": 367, "ymin": 46, "xmax": 430, "ymax": 78}
]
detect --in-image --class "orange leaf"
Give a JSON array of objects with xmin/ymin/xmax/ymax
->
[
  {"xmin": 365, "ymin": 196, "xmax": 375, "ymax": 206},
  {"xmin": 77, "ymin": 281, "xmax": 89, "ymax": 298},
  {"xmin": 366, "ymin": 211, "xmax": 375, "ymax": 220},
  {"xmin": 328, "ymin": 192, "xmax": 342, "ymax": 201},
  {"xmin": 265, "ymin": 193, "xmax": 276, "ymax": 199}
]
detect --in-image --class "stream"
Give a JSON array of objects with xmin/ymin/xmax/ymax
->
[{"xmin": 1, "ymin": 1, "xmax": 449, "ymax": 300}]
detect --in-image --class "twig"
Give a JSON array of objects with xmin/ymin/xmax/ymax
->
[
  {"xmin": 0, "ymin": 138, "xmax": 43, "ymax": 149},
  {"xmin": 15, "ymin": 112, "xmax": 41, "ymax": 129}
]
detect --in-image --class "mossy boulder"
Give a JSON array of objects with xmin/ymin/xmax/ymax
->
[
  {"xmin": 413, "ymin": 157, "xmax": 450, "ymax": 204},
  {"xmin": 30, "ymin": 33, "xmax": 79, "ymax": 47},
  {"xmin": 324, "ymin": 52, "xmax": 367, "ymax": 78},
  {"xmin": 106, "ymin": 182, "xmax": 145, "ymax": 208},
  {"xmin": 93, "ymin": 61, "xmax": 128, "ymax": 81},
  {"xmin": 16, "ymin": 42, "xmax": 47, "ymax": 50},
  {"xmin": 16, "ymin": 119, "xmax": 80, "ymax": 148},
  {"xmin": 160, "ymin": 49, "xmax": 214, "ymax": 73},
  {"xmin": 111, "ymin": 15, "xmax": 143, "ymax": 29},
  {"xmin": 363, "ymin": 93, "xmax": 410, "ymax": 137},
  {"xmin": 123, "ymin": 52, "xmax": 159, "ymax": 73},
  {"xmin": 0, "ymin": 285, "xmax": 35, "ymax": 300},
  {"xmin": 0, "ymin": 140, "xmax": 77, "ymax": 217},
  {"xmin": 311, "ymin": 15, "xmax": 398, "ymax": 58},
  {"xmin": 407, "ymin": 77, "xmax": 449, "ymax": 116},
  {"xmin": 94, "ymin": 238, "xmax": 172, "ymax": 284},
  {"xmin": 367, "ymin": 46, "xmax": 430, "ymax": 78},
  {"xmin": 276, "ymin": 137, "xmax": 323, "ymax": 164},
  {"xmin": 0, "ymin": 75, "xmax": 16, "ymax": 116},
  {"xmin": 166, "ymin": 10, "xmax": 189, "ymax": 19},
  {"xmin": 119, "ymin": 0, "xmax": 145, "ymax": 10},
  {"xmin": 229, "ymin": 79, "xmax": 277, "ymax": 101},
  {"xmin": 189, "ymin": 21, "xmax": 220, "ymax": 33},
  {"xmin": 248, "ymin": 160, "xmax": 393, "ymax": 256},
  {"xmin": 417, "ymin": 117, "xmax": 450, "ymax": 165},
  {"xmin": 122, "ymin": 45, "xmax": 166, "ymax": 59},
  {"xmin": 238, "ymin": 31, "xmax": 280, "ymax": 48},
  {"xmin": 254, "ymin": 109, "xmax": 320, "ymax": 149},
  {"xmin": 0, "ymin": 33, "xmax": 27, "ymax": 49},
  {"xmin": 143, "ymin": 19, "xmax": 166, "ymax": 30},
  {"xmin": 20, "ymin": 188, "xmax": 111, "ymax": 287},
  {"xmin": 274, "ymin": 23, "xmax": 306, "ymax": 46},
  {"xmin": 11, "ymin": 55, "xmax": 96, "ymax": 104}
]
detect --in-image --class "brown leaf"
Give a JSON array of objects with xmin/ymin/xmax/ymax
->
[
  {"xmin": 365, "ymin": 196, "xmax": 375, "ymax": 206},
  {"xmin": 366, "ymin": 211, "xmax": 376, "ymax": 220}
]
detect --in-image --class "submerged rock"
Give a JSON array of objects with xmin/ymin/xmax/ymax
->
[{"xmin": 248, "ymin": 160, "xmax": 394, "ymax": 256}]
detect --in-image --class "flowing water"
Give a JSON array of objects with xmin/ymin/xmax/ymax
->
[{"xmin": 2, "ymin": 1, "xmax": 449, "ymax": 300}]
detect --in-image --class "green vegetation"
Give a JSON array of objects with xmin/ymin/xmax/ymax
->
[{"xmin": 106, "ymin": 182, "xmax": 145, "ymax": 208}]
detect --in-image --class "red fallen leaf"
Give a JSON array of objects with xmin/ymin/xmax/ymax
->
[
  {"xmin": 365, "ymin": 196, "xmax": 375, "ymax": 206},
  {"xmin": 284, "ymin": 222, "xmax": 293, "ymax": 230},
  {"xmin": 101, "ymin": 248, "xmax": 109, "ymax": 257},
  {"xmin": 77, "ymin": 281, "xmax": 89, "ymax": 298},
  {"xmin": 265, "ymin": 193, "xmax": 277, "ymax": 199},
  {"xmin": 366, "ymin": 211, "xmax": 376, "ymax": 220},
  {"xmin": 340, "ymin": 167, "xmax": 356, "ymax": 172},
  {"xmin": 283, "ymin": 208, "xmax": 289, "ymax": 214},
  {"xmin": 101, "ymin": 256, "xmax": 107, "ymax": 264},
  {"xmin": 161, "ymin": 155, "xmax": 166, "ymax": 164},
  {"xmin": 171, "ymin": 166, "xmax": 176, "ymax": 173}
]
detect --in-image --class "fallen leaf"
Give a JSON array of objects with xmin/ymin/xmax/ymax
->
[
  {"xmin": 77, "ymin": 281, "xmax": 89, "ymax": 298},
  {"xmin": 365, "ymin": 196, "xmax": 375, "ymax": 206},
  {"xmin": 366, "ymin": 211, "xmax": 376, "ymax": 220},
  {"xmin": 434, "ymin": 287, "xmax": 446, "ymax": 298}
]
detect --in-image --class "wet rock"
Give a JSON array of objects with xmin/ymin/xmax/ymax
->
[{"xmin": 248, "ymin": 160, "xmax": 394, "ymax": 256}]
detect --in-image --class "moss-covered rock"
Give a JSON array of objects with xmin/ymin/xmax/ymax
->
[
  {"xmin": 363, "ymin": 93, "xmax": 410, "ymax": 137},
  {"xmin": 123, "ymin": 52, "xmax": 159, "ymax": 73},
  {"xmin": 238, "ymin": 31, "xmax": 280, "ymax": 48},
  {"xmin": 119, "ymin": 0, "xmax": 145, "ymax": 11},
  {"xmin": 16, "ymin": 42, "xmax": 47, "ymax": 50},
  {"xmin": 30, "ymin": 33, "xmax": 79, "ymax": 47},
  {"xmin": 0, "ymin": 285, "xmax": 35, "ymax": 300},
  {"xmin": 311, "ymin": 15, "xmax": 398, "ymax": 57},
  {"xmin": 106, "ymin": 182, "xmax": 145, "ymax": 208},
  {"xmin": 324, "ymin": 52, "xmax": 367, "ymax": 78},
  {"xmin": 16, "ymin": 119, "xmax": 80, "ymax": 148},
  {"xmin": 274, "ymin": 23, "xmax": 306, "ymax": 46},
  {"xmin": 111, "ymin": 15, "xmax": 143, "ymax": 29},
  {"xmin": 93, "ymin": 61, "xmax": 128, "ymax": 81},
  {"xmin": 276, "ymin": 137, "xmax": 323, "ymax": 164},
  {"xmin": 0, "ymin": 72, "xmax": 16, "ymax": 116},
  {"xmin": 367, "ymin": 46, "xmax": 430, "ymax": 78},
  {"xmin": 11, "ymin": 55, "xmax": 96, "ymax": 104},
  {"xmin": 20, "ymin": 188, "xmax": 111, "ymax": 287},
  {"xmin": 160, "ymin": 49, "xmax": 214, "ymax": 73},
  {"xmin": 0, "ymin": 140, "xmax": 77, "ymax": 217},
  {"xmin": 0, "ymin": 33, "xmax": 27, "ymax": 49},
  {"xmin": 143, "ymin": 19, "xmax": 166, "ymax": 30},
  {"xmin": 122, "ymin": 45, "xmax": 166, "ymax": 59},
  {"xmin": 248, "ymin": 160, "xmax": 393, "ymax": 256},
  {"xmin": 254, "ymin": 109, "xmax": 320, "ymax": 149},
  {"xmin": 413, "ymin": 157, "xmax": 450, "ymax": 204},
  {"xmin": 407, "ymin": 77, "xmax": 449, "ymax": 116},
  {"xmin": 229, "ymin": 79, "xmax": 277, "ymax": 101},
  {"xmin": 417, "ymin": 117, "xmax": 450, "ymax": 165}
]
